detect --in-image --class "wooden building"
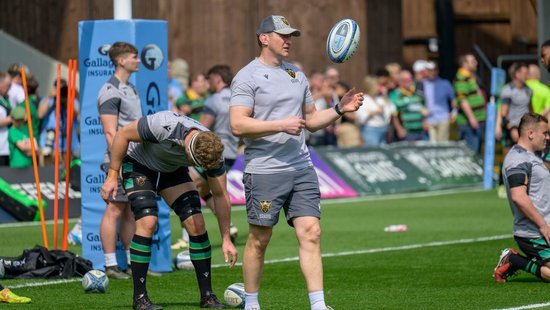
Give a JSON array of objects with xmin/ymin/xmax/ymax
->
[{"xmin": 0, "ymin": 0, "xmax": 540, "ymax": 88}]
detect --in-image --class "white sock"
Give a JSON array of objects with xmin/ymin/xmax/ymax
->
[
  {"xmin": 183, "ymin": 228, "xmax": 189, "ymax": 242},
  {"xmin": 104, "ymin": 253, "xmax": 117, "ymax": 267},
  {"xmin": 244, "ymin": 291, "xmax": 259, "ymax": 310},
  {"xmin": 126, "ymin": 250, "xmax": 131, "ymax": 265},
  {"xmin": 309, "ymin": 290, "xmax": 326, "ymax": 310}
]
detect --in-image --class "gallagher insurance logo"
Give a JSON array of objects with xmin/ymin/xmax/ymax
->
[
  {"xmin": 83, "ymin": 43, "xmax": 164, "ymax": 76},
  {"xmin": 140, "ymin": 44, "xmax": 164, "ymax": 70}
]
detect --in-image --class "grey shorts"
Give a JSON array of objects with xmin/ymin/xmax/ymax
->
[
  {"xmin": 100, "ymin": 162, "xmax": 128, "ymax": 203},
  {"xmin": 243, "ymin": 166, "xmax": 321, "ymax": 227}
]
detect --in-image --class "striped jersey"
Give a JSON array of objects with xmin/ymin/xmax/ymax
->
[{"xmin": 454, "ymin": 68, "xmax": 485, "ymax": 125}]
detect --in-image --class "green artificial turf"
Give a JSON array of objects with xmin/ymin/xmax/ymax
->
[{"xmin": 1, "ymin": 189, "xmax": 547, "ymax": 309}]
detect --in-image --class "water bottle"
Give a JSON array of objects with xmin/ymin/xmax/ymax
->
[{"xmin": 384, "ymin": 224, "xmax": 408, "ymax": 232}]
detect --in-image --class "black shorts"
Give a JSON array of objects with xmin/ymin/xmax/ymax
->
[
  {"xmin": 122, "ymin": 156, "xmax": 193, "ymax": 194},
  {"xmin": 514, "ymin": 236, "xmax": 550, "ymax": 264},
  {"xmin": 191, "ymin": 158, "xmax": 235, "ymax": 181}
]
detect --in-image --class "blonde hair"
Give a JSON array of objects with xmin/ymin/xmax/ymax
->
[
  {"xmin": 363, "ymin": 75, "xmax": 378, "ymax": 97},
  {"xmin": 193, "ymin": 131, "xmax": 224, "ymax": 170}
]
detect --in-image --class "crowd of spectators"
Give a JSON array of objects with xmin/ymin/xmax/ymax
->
[
  {"xmin": 302, "ymin": 55, "xmax": 550, "ymax": 156},
  {"xmin": 2, "ymin": 53, "xmax": 549, "ymax": 171}
]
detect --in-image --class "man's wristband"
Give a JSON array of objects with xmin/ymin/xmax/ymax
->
[
  {"xmin": 334, "ymin": 104, "xmax": 344, "ymax": 116},
  {"xmin": 108, "ymin": 167, "xmax": 119, "ymax": 173}
]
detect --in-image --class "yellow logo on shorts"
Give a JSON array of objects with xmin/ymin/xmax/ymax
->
[
  {"xmin": 260, "ymin": 200, "xmax": 271, "ymax": 213},
  {"xmin": 136, "ymin": 176, "xmax": 146, "ymax": 186}
]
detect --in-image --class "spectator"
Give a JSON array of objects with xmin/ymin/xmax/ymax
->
[
  {"xmin": 23, "ymin": 75, "xmax": 41, "ymax": 141},
  {"xmin": 175, "ymin": 73, "xmax": 210, "ymax": 120},
  {"xmin": 335, "ymin": 80, "xmax": 362, "ymax": 147},
  {"xmin": 37, "ymin": 79, "xmax": 80, "ymax": 162},
  {"xmin": 307, "ymin": 71, "xmax": 325, "ymax": 146},
  {"xmin": 454, "ymin": 53, "xmax": 486, "ymax": 153},
  {"xmin": 385, "ymin": 62, "xmax": 401, "ymax": 92},
  {"xmin": 6, "ymin": 63, "xmax": 27, "ymax": 108},
  {"xmin": 389, "ymin": 69, "xmax": 428, "ymax": 141},
  {"xmin": 8, "ymin": 105, "xmax": 34, "ymax": 168},
  {"xmin": 542, "ymin": 40, "xmax": 550, "ymax": 74},
  {"xmin": 168, "ymin": 58, "xmax": 188, "ymax": 112},
  {"xmin": 423, "ymin": 61, "xmax": 456, "ymax": 142},
  {"xmin": 0, "ymin": 72, "xmax": 12, "ymax": 166},
  {"xmin": 497, "ymin": 62, "xmax": 532, "ymax": 146},
  {"xmin": 525, "ymin": 64, "xmax": 550, "ymax": 116},
  {"xmin": 412, "ymin": 59, "xmax": 428, "ymax": 83},
  {"xmin": 356, "ymin": 75, "xmax": 395, "ymax": 146},
  {"xmin": 321, "ymin": 66, "xmax": 341, "ymax": 145}
]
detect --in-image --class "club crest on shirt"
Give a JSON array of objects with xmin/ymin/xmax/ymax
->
[
  {"xmin": 136, "ymin": 176, "xmax": 146, "ymax": 186},
  {"xmin": 285, "ymin": 69, "xmax": 296, "ymax": 79},
  {"xmin": 260, "ymin": 200, "xmax": 272, "ymax": 213}
]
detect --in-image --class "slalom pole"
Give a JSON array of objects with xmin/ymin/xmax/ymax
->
[
  {"xmin": 53, "ymin": 64, "xmax": 61, "ymax": 249},
  {"xmin": 62, "ymin": 59, "xmax": 77, "ymax": 251},
  {"xmin": 21, "ymin": 68, "xmax": 49, "ymax": 249}
]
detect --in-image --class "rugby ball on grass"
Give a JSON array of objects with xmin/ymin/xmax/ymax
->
[
  {"xmin": 82, "ymin": 269, "xmax": 109, "ymax": 293},
  {"xmin": 224, "ymin": 282, "xmax": 245, "ymax": 308},
  {"xmin": 326, "ymin": 19, "xmax": 360, "ymax": 63},
  {"xmin": 174, "ymin": 250, "xmax": 195, "ymax": 271}
]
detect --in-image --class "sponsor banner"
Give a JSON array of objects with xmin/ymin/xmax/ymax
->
[
  {"xmin": 0, "ymin": 166, "xmax": 81, "ymax": 222},
  {"xmin": 226, "ymin": 149, "xmax": 357, "ymax": 205},
  {"xmin": 78, "ymin": 20, "xmax": 170, "ymax": 271},
  {"xmin": 313, "ymin": 141, "xmax": 483, "ymax": 195}
]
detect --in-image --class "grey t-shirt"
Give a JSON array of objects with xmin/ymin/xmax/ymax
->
[
  {"xmin": 97, "ymin": 76, "xmax": 142, "ymax": 162},
  {"xmin": 500, "ymin": 82, "xmax": 532, "ymax": 128},
  {"xmin": 230, "ymin": 58, "xmax": 314, "ymax": 174},
  {"xmin": 203, "ymin": 87, "xmax": 238, "ymax": 160},
  {"xmin": 128, "ymin": 111, "xmax": 211, "ymax": 173},
  {"xmin": 503, "ymin": 144, "xmax": 550, "ymax": 238}
]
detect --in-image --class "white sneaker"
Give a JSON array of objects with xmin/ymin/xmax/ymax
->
[
  {"xmin": 67, "ymin": 226, "xmax": 82, "ymax": 245},
  {"xmin": 171, "ymin": 239, "xmax": 189, "ymax": 250}
]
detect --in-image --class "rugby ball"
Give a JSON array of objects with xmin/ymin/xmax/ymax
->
[
  {"xmin": 82, "ymin": 269, "xmax": 109, "ymax": 293},
  {"xmin": 224, "ymin": 282, "xmax": 245, "ymax": 308},
  {"xmin": 326, "ymin": 19, "xmax": 360, "ymax": 63},
  {"xmin": 174, "ymin": 250, "xmax": 195, "ymax": 271}
]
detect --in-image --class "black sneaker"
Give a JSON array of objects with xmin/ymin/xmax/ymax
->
[
  {"xmin": 200, "ymin": 291, "xmax": 226, "ymax": 309},
  {"xmin": 133, "ymin": 293, "xmax": 163, "ymax": 310}
]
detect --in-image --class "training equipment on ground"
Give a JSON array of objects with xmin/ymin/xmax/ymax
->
[
  {"xmin": 82, "ymin": 269, "xmax": 109, "ymax": 293},
  {"xmin": 326, "ymin": 18, "xmax": 360, "ymax": 63},
  {"xmin": 224, "ymin": 282, "xmax": 245, "ymax": 308},
  {"xmin": 174, "ymin": 250, "xmax": 194, "ymax": 271}
]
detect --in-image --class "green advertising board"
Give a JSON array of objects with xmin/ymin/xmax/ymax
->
[{"xmin": 314, "ymin": 141, "xmax": 483, "ymax": 196}]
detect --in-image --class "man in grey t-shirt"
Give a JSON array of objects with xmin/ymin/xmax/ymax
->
[
  {"xmin": 97, "ymin": 42, "xmax": 142, "ymax": 281},
  {"xmin": 498, "ymin": 62, "xmax": 532, "ymax": 146},
  {"xmin": 493, "ymin": 112, "xmax": 550, "ymax": 283},
  {"xmin": 102, "ymin": 111, "xmax": 237, "ymax": 309},
  {"xmin": 229, "ymin": 15, "xmax": 363, "ymax": 310}
]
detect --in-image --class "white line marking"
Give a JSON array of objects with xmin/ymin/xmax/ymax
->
[
  {"xmin": 0, "ymin": 187, "xmax": 485, "ymax": 229},
  {"xmin": 493, "ymin": 302, "xmax": 550, "ymax": 310},
  {"xmin": 6, "ymin": 233, "xmax": 510, "ymax": 289},
  {"xmin": 211, "ymin": 234, "xmax": 511, "ymax": 268},
  {"xmin": 9, "ymin": 278, "xmax": 81, "ymax": 289}
]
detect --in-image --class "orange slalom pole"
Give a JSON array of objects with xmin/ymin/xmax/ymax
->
[
  {"xmin": 21, "ymin": 68, "xmax": 49, "ymax": 249},
  {"xmin": 53, "ymin": 64, "xmax": 62, "ymax": 249},
  {"xmin": 62, "ymin": 60, "xmax": 76, "ymax": 251}
]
